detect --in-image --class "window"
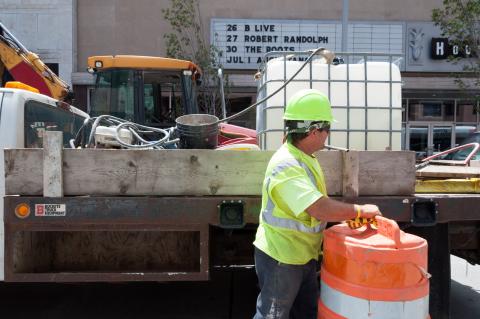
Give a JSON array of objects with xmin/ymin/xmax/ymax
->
[
  {"xmin": 143, "ymin": 72, "xmax": 185, "ymax": 126},
  {"xmin": 408, "ymin": 100, "xmax": 454, "ymax": 121},
  {"xmin": 408, "ymin": 126, "xmax": 428, "ymax": 159},
  {"xmin": 404, "ymin": 97, "xmax": 480, "ymax": 156},
  {"xmin": 86, "ymin": 87, "xmax": 95, "ymax": 114},
  {"xmin": 455, "ymin": 125, "xmax": 477, "ymax": 145},
  {"xmin": 90, "ymin": 70, "xmax": 135, "ymax": 121},
  {"xmin": 422, "ymin": 102, "xmax": 442, "ymax": 117},
  {"xmin": 432, "ymin": 126, "xmax": 452, "ymax": 152},
  {"xmin": 24, "ymin": 100, "xmax": 86, "ymax": 148},
  {"xmin": 456, "ymin": 101, "xmax": 477, "ymax": 122},
  {"xmin": 444, "ymin": 101, "xmax": 454, "ymax": 120},
  {"xmin": 45, "ymin": 63, "xmax": 59, "ymax": 76},
  {"xmin": 226, "ymin": 96, "xmax": 256, "ymax": 129}
]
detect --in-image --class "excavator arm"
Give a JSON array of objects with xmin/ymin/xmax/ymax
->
[{"xmin": 0, "ymin": 22, "xmax": 73, "ymax": 102}]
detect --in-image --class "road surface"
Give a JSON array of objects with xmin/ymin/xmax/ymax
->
[
  {"xmin": 450, "ymin": 255, "xmax": 480, "ymax": 318},
  {"xmin": 0, "ymin": 256, "xmax": 478, "ymax": 318}
]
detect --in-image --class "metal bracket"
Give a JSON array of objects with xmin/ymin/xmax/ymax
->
[
  {"xmin": 218, "ymin": 200, "xmax": 245, "ymax": 229},
  {"xmin": 411, "ymin": 198, "xmax": 438, "ymax": 226}
]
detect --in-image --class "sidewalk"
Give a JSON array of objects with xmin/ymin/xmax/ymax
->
[{"xmin": 450, "ymin": 255, "xmax": 480, "ymax": 318}]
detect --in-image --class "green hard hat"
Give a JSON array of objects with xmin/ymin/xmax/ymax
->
[{"xmin": 283, "ymin": 89, "xmax": 333, "ymax": 122}]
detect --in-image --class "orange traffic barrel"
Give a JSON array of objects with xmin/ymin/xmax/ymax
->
[{"xmin": 318, "ymin": 216, "xmax": 430, "ymax": 319}]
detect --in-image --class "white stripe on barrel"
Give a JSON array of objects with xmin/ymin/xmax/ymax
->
[{"xmin": 320, "ymin": 280, "xmax": 429, "ymax": 319}]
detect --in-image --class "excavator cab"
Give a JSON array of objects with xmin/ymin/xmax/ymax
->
[{"xmin": 87, "ymin": 55, "xmax": 201, "ymax": 128}]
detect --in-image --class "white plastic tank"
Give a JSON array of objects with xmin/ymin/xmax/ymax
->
[{"xmin": 256, "ymin": 57, "xmax": 402, "ymax": 151}]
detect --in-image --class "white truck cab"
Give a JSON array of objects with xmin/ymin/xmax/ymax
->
[{"xmin": 0, "ymin": 87, "xmax": 88, "ymax": 280}]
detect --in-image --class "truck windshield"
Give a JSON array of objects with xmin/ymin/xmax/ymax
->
[
  {"xmin": 24, "ymin": 100, "xmax": 86, "ymax": 148},
  {"xmin": 90, "ymin": 69, "xmax": 135, "ymax": 121}
]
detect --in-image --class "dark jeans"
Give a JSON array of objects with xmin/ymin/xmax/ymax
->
[{"xmin": 253, "ymin": 248, "xmax": 319, "ymax": 319}]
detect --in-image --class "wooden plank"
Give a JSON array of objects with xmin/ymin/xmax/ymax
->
[
  {"xmin": 5, "ymin": 149, "xmax": 415, "ymax": 196},
  {"xmin": 6, "ymin": 149, "xmax": 273, "ymax": 196},
  {"xmin": 67, "ymin": 149, "xmax": 272, "ymax": 196},
  {"xmin": 314, "ymin": 150, "xmax": 342, "ymax": 196},
  {"xmin": 358, "ymin": 151, "xmax": 416, "ymax": 195},
  {"xmin": 43, "ymin": 131, "xmax": 63, "ymax": 197},
  {"xmin": 416, "ymin": 165, "xmax": 480, "ymax": 179},
  {"xmin": 470, "ymin": 160, "xmax": 480, "ymax": 167},
  {"xmin": 4, "ymin": 149, "xmax": 43, "ymax": 195},
  {"xmin": 342, "ymin": 151, "xmax": 359, "ymax": 197}
]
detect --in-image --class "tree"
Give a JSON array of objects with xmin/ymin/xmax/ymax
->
[
  {"xmin": 162, "ymin": 0, "xmax": 226, "ymax": 116},
  {"xmin": 432, "ymin": 0, "xmax": 480, "ymax": 92}
]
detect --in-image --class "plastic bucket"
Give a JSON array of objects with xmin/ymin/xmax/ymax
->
[{"xmin": 175, "ymin": 114, "xmax": 219, "ymax": 149}]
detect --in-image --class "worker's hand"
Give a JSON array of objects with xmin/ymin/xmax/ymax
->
[
  {"xmin": 347, "ymin": 205, "xmax": 382, "ymax": 229},
  {"xmin": 358, "ymin": 204, "xmax": 382, "ymax": 219}
]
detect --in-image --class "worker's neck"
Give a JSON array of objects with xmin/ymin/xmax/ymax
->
[{"xmin": 292, "ymin": 140, "xmax": 315, "ymax": 156}]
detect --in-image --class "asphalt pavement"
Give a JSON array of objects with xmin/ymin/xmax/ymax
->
[
  {"xmin": 450, "ymin": 255, "xmax": 480, "ymax": 319},
  {"xmin": 0, "ymin": 255, "xmax": 478, "ymax": 318}
]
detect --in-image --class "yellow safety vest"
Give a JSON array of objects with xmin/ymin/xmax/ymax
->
[{"xmin": 254, "ymin": 142, "xmax": 328, "ymax": 265}]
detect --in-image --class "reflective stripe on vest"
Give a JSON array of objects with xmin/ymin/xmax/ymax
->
[{"xmin": 261, "ymin": 159, "xmax": 326, "ymax": 234}]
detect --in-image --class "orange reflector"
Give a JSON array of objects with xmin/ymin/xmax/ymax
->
[
  {"xmin": 5, "ymin": 81, "xmax": 40, "ymax": 94},
  {"xmin": 15, "ymin": 203, "xmax": 31, "ymax": 219}
]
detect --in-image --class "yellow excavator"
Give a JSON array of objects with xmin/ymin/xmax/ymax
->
[{"xmin": 0, "ymin": 22, "xmax": 73, "ymax": 102}]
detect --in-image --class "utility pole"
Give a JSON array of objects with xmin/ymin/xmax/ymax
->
[{"xmin": 342, "ymin": 0, "xmax": 349, "ymax": 52}]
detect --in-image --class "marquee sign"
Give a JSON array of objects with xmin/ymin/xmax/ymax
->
[{"xmin": 211, "ymin": 19, "xmax": 404, "ymax": 69}]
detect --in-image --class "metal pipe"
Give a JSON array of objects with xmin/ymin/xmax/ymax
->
[
  {"xmin": 217, "ymin": 68, "xmax": 227, "ymax": 121},
  {"xmin": 325, "ymin": 144, "xmax": 350, "ymax": 152},
  {"xmin": 342, "ymin": 0, "xmax": 349, "ymax": 52},
  {"xmin": 420, "ymin": 142, "xmax": 480, "ymax": 166}
]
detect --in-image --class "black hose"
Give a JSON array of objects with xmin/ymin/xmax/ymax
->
[{"xmin": 216, "ymin": 47, "xmax": 330, "ymax": 124}]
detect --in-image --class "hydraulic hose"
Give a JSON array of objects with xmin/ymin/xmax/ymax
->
[{"xmin": 84, "ymin": 115, "xmax": 176, "ymax": 149}]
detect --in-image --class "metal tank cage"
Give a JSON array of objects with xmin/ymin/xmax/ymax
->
[{"xmin": 256, "ymin": 51, "xmax": 404, "ymax": 150}]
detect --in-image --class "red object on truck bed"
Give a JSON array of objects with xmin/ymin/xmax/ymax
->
[{"xmin": 218, "ymin": 123, "xmax": 258, "ymax": 147}]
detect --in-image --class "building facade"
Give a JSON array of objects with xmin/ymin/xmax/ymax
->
[
  {"xmin": 0, "ymin": 0, "xmax": 75, "ymax": 87},
  {"xmin": 1, "ymin": 0, "xmax": 478, "ymax": 156}
]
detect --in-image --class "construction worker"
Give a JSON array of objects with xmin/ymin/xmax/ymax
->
[{"xmin": 253, "ymin": 89, "xmax": 382, "ymax": 319}]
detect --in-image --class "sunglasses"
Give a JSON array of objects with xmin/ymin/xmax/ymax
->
[{"xmin": 309, "ymin": 122, "xmax": 331, "ymax": 133}]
